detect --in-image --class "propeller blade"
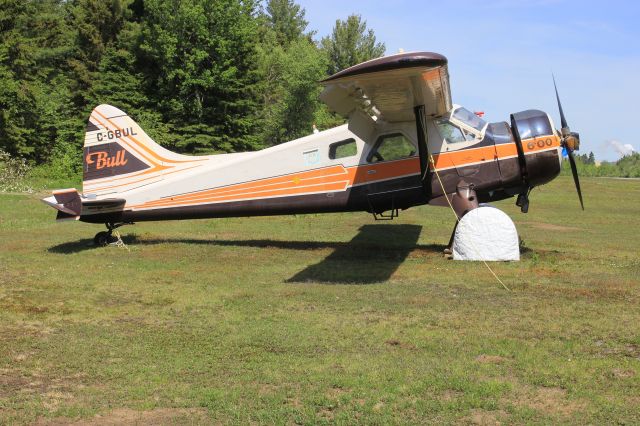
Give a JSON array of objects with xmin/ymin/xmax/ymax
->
[
  {"xmin": 567, "ymin": 150, "xmax": 584, "ymax": 210},
  {"xmin": 552, "ymin": 74, "xmax": 568, "ymax": 130}
]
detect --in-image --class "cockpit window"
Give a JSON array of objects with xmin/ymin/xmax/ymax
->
[
  {"xmin": 452, "ymin": 107, "xmax": 486, "ymax": 132},
  {"xmin": 435, "ymin": 119, "xmax": 467, "ymax": 144}
]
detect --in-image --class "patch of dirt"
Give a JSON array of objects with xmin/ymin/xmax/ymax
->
[
  {"xmin": 611, "ymin": 368, "xmax": 636, "ymax": 379},
  {"xmin": 0, "ymin": 369, "xmax": 32, "ymax": 398},
  {"xmin": 440, "ymin": 390, "xmax": 462, "ymax": 402},
  {"xmin": 543, "ymin": 285, "xmax": 633, "ymax": 302},
  {"xmin": 385, "ymin": 339, "xmax": 417, "ymax": 350},
  {"xmin": 37, "ymin": 408, "xmax": 209, "ymax": 425},
  {"xmin": 284, "ymin": 396, "xmax": 302, "ymax": 408},
  {"xmin": 602, "ymin": 344, "xmax": 640, "ymax": 359},
  {"xmin": 317, "ymin": 407, "xmax": 335, "ymax": 421},
  {"xmin": 258, "ymin": 383, "xmax": 278, "ymax": 396},
  {"xmin": 1, "ymin": 368, "xmax": 89, "ymax": 401},
  {"xmin": 506, "ymin": 386, "xmax": 586, "ymax": 418},
  {"xmin": 520, "ymin": 222, "xmax": 578, "ymax": 232},
  {"xmin": 41, "ymin": 391, "xmax": 75, "ymax": 411},
  {"xmin": 529, "ymin": 387, "xmax": 581, "ymax": 416},
  {"xmin": 475, "ymin": 354, "xmax": 507, "ymax": 364},
  {"xmin": 465, "ymin": 408, "xmax": 508, "ymax": 425},
  {"xmin": 325, "ymin": 385, "xmax": 349, "ymax": 400},
  {"xmin": 0, "ymin": 322, "xmax": 56, "ymax": 339},
  {"xmin": 407, "ymin": 295, "xmax": 433, "ymax": 307},
  {"xmin": 626, "ymin": 396, "xmax": 640, "ymax": 406}
]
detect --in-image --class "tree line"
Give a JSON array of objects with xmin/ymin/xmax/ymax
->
[
  {"xmin": 0, "ymin": 0, "xmax": 385, "ymax": 173},
  {"xmin": 561, "ymin": 152, "xmax": 640, "ymax": 178}
]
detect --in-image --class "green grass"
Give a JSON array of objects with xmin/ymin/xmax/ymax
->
[{"xmin": 1, "ymin": 176, "xmax": 639, "ymax": 424}]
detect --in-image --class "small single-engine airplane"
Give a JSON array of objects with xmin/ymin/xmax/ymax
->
[{"xmin": 43, "ymin": 51, "xmax": 583, "ymax": 246}]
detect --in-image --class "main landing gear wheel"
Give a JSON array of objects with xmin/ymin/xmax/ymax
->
[
  {"xmin": 93, "ymin": 231, "xmax": 117, "ymax": 246},
  {"xmin": 93, "ymin": 222, "xmax": 134, "ymax": 246}
]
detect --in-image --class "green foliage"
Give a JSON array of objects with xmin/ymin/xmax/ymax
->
[
  {"xmin": 0, "ymin": 149, "xmax": 31, "ymax": 192},
  {"xmin": 0, "ymin": 0, "xmax": 388, "ymax": 170},
  {"xmin": 139, "ymin": 0, "xmax": 263, "ymax": 153},
  {"xmin": 264, "ymin": 0, "xmax": 310, "ymax": 46},
  {"xmin": 561, "ymin": 152, "xmax": 640, "ymax": 178},
  {"xmin": 616, "ymin": 152, "xmax": 640, "ymax": 177},
  {"xmin": 575, "ymin": 151, "xmax": 596, "ymax": 165},
  {"xmin": 256, "ymin": 35, "xmax": 327, "ymax": 145},
  {"xmin": 313, "ymin": 102, "xmax": 346, "ymax": 131},
  {"xmin": 320, "ymin": 14, "xmax": 386, "ymax": 75}
]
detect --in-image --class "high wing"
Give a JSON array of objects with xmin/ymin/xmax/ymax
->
[{"xmin": 320, "ymin": 51, "xmax": 452, "ymax": 122}]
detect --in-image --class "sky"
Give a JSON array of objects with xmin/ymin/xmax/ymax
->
[{"xmin": 297, "ymin": 0, "xmax": 639, "ymax": 161}]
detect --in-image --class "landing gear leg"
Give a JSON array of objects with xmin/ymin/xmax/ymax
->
[
  {"xmin": 443, "ymin": 180, "xmax": 479, "ymax": 257},
  {"xmin": 93, "ymin": 222, "xmax": 133, "ymax": 246},
  {"xmin": 444, "ymin": 221, "xmax": 459, "ymax": 255}
]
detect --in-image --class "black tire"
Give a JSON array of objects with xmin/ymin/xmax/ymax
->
[{"xmin": 94, "ymin": 231, "xmax": 110, "ymax": 246}]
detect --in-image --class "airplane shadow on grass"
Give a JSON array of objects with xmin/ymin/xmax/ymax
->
[
  {"xmin": 49, "ymin": 224, "xmax": 443, "ymax": 284},
  {"xmin": 286, "ymin": 224, "xmax": 426, "ymax": 284}
]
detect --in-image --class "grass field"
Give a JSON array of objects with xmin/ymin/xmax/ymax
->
[{"xmin": 1, "ymin": 176, "xmax": 639, "ymax": 424}]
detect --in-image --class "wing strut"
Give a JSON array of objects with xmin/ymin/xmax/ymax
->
[{"xmin": 414, "ymin": 105, "xmax": 432, "ymax": 199}]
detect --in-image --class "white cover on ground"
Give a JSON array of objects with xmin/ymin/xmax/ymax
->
[{"xmin": 452, "ymin": 206, "xmax": 520, "ymax": 261}]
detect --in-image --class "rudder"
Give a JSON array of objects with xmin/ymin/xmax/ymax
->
[{"xmin": 83, "ymin": 105, "xmax": 156, "ymax": 183}]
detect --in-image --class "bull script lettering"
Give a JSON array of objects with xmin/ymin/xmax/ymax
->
[{"xmin": 86, "ymin": 149, "xmax": 128, "ymax": 170}]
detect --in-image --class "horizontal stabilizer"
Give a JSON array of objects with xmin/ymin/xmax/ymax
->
[
  {"xmin": 53, "ymin": 189, "xmax": 82, "ymax": 215},
  {"xmin": 42, "ymin": 189, "xmax": 82, "ymax": 220},
  {"xmin": 43, "ymin": 189, "xmax": 126, "ymax": 221}
]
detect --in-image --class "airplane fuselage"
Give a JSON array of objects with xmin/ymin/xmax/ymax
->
[{"xmin": 72, "ymin": 107, "xmax": 562, "ymax": 224}]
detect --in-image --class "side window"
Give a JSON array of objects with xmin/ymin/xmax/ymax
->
[
  {"xmin": 329, "ymin": 138, "xmax": 357, "ymax": 160},
  {"xmin": 435, "ymin": 119, "xmax": 467, "ymax": 144},
  {"xmin": 368, "ymin": 133, "xmax": 416, "ymax": 163}
]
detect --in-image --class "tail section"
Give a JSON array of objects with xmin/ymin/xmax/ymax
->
[
  {"xmin": 82, "ymin": 104, "xmax": 200, "ymax": 196},
  {"xmin": 83, "ymin": 105, "xmax": 156, "ymax": 190},
  {"xmin": 43, "ymin": 105, "xmax": 207, "ymax": 221}
]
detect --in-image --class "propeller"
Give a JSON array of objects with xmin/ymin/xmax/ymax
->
[{"xmin": 553, "ymin": 75, "xmax": 584, "ymax": 210}]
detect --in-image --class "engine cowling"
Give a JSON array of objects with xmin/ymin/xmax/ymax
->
[{"xmin": 510, "ymin": 109, "xmax": 562, "ymax": 188}]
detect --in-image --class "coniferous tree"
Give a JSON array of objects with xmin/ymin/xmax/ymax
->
[
  {"xmin": 139, "ymin": 0, "xmax": 262, "ymax": 153},
  {"xmin": 264, "ymin": 0, "xmax": 310, "ymax": 46},
  {"xmin": 0, "ymin": 0, "xmax": 75, "ymax": 161},
  {"xmin": 321, "ymin": 14, "xmax": 385, "ymax": 76},
  {"xmin": 256, "ymin": 0, "xmax": 326, "ymax": 145}
]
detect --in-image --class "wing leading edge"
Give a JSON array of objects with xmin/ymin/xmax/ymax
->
[{"xmin": 320, "ymin": 51, "xmax": 452, "ymax": 122}]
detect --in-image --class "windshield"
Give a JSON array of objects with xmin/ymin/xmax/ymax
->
[
  {"xmin": 452, "ymin": 107, "xmax": 486, "ymax": 132},
  {"xmin": 435, "ymin": 119, "xmax": 475, "ymax": 144}
]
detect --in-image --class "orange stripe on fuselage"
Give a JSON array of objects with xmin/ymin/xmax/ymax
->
[
  {"xmin": 130, "ymin": 180, "xmax": 349, "ymax": 209},
  {"xmin": 132, "ymin": 166, "xmax": 349, "ymax": 208}
]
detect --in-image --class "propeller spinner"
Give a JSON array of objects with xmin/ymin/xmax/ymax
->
[{"xmin": 553, "ymin": 75, "xmax": 584, "ymax": 210}]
